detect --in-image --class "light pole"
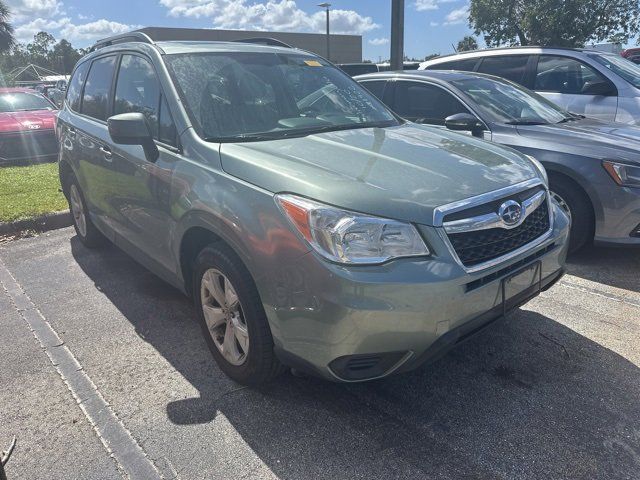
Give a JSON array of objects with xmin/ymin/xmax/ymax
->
[{"xmin": 318, "ymin": 2, "xmax": 331, "ymax": 61}]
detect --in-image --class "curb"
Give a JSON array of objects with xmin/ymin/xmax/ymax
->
[{"xmin": 0, "ymin": 210, "xmax": 72, "ymax": 236}]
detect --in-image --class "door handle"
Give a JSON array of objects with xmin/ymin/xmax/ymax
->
[
  {"xmin": 99, "ymin": 145, "xmax": 113, "ymax": 161},
  {"xmin": 67, "ymin": 127, "xmax": 76, "ymax": 138}
]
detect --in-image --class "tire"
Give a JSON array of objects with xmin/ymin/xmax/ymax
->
[
  {"xmin": 193, "ymin": 243, "xmax": 285, "ymax": 385},
  {"xmin": 549, "ymin": 175, "xmax": 593, "ymax": 253},
  {"xmin": 67, "ymin": 178, "xmax": 106, "ymax": 248}
]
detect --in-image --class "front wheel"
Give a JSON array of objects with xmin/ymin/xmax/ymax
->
[
  {"xmin": 193, "ymin": 243, "xmax": 284, "ymax": 385},
  {"xmin": 549, "ymin": 176, "xmax": 593, "ymax": 253}
]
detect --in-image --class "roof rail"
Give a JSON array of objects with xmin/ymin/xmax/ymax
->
[
  {"xmin": 92, "ymin": 31, "xmax": 154, "ymax": 51},
  {"xmin": 233, "ymin": 37, "xmax": 293, "ymax": 48}
]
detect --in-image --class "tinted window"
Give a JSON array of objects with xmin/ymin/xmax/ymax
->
[
  {"xmin": 425, "ymin": 58, "xmax": 478, "ymax": 71},
  {"xmin": 158, "ymin": 95, "xmax": 177, "ymax": 145},
  {"xmin": 114, "ymin": 55, "xmax": 160, "ymax": 137},
  {"xmin": 393, "ymin": 81, "xmax": 470, "ymax": 125},
  {"xmin": 81, "ymin": 56, "xmax": 116, "ymax": 120},
  {"xmin": 360, "ymin": 80, "xmax": 387, "ymax": 100},
  {"xmin": 66, "ymin": 61, "xmax": 89, "ymax": 111},
  {"xmin": 166, "ymin": 52, "xmax": 397, "ymax": 141},
  {"xmin": 477, "ymin": 55, "xmax": 529, "ymax": 83},
  {"xmin": 339, "ymin": 64, "xmax": 378, "ymax": 76},
  {"xmin": 0, "ymin": 92, "xmax": 55, "ymax": 112},
  {"xmin": 588, "ymin": 53, "xmax": 640, "ymax": 89},
  {"xmin": 534, "ymin": 55, "xmax": 610, "ymax": 94}
]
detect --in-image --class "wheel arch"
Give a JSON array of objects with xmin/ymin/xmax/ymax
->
[{"xmin": 176, "ymin": 211, "xmax": 256, "ymax": 297}]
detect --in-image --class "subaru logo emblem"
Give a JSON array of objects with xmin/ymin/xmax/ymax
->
[{"xmin": 498, "ymin": 200, "xmax": 522, "ymax": 226}]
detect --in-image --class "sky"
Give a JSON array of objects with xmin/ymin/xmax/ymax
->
[{"xmin": 5, "ymin": 0, "xmax": 478, "ymax": 61}]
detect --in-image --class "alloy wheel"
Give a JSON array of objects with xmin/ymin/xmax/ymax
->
[{"xmin": 200, "ymin": 268, "xmax": 249, "ymax": 366}]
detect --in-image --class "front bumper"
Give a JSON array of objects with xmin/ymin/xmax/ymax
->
[
  {"xmin": 594, "ymin": 185, "xmax": 640, "ymax": 246},
  {"xmin": 266, "ymin": 201, "xmax": 571, "ymax": 382},
  {"xmin": 0, "ymin": 129, "xmax": 59, "ymax": 165}
]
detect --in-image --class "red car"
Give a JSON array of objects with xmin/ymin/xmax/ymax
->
[
  {"xmin": 0, "ymin": 87, "xmax": 59, "ymax": 165},
  {"xmin": 621, "ymin": 47, "xmax": 640, "ymax": 64}
]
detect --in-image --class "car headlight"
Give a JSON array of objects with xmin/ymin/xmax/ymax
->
[
  {"xmin": 276, "ymin": 194, "xmax": 430, "ymax": 264},
  {"xmin": 603, "ymin": 160, "xmax": 640, "ymax": 187},
  {"xmin": 524, "ymin": 154, "xmax": 548, "ymax": 186}
]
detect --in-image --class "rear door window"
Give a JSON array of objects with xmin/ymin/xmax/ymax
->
[
  {"xmin": 476, "ymin": 55, "xmax": 530, "ymax": 84},
  {"xmin": 81, "ymin": 55, "xmax": 117, "ymax": 121},
  {"xmin": 393, "ymin": 81, "xmax": 470, "ymax": 125},
  {"xmin": 534, "ymin": 55, "xmax": 611, "ymax": 94},
  {"xmin": 425, "ymin": 58, "xmax": 479, "ymax": 72},
  {"xmin": 66, "ymin": 61, "xmax": 90, "ymax": 112},
  {"xmin": 359, "ymin": 80, "xmax": 387, "ymax": 100}
]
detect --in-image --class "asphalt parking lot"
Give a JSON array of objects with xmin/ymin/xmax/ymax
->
[{"xmin": 1, "ymin": 227, "xmax": 639, "ymax": 480}]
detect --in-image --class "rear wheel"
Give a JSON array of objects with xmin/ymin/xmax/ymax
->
[
  {"xmin": 193, "ymin": 243, "xmax": 284, "ymax": 385},
  {"xmin": 549, "ymin": 176, "xmax": 593, "ymax": 253},
  {"xmin": 67, "ymin": 180, "xmax": 106, "ymax": 248}
]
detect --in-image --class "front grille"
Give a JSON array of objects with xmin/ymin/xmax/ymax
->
[
  {"xmin": 448, "ymin": 201, "xmax": 550, "ymax": 267},
  {"xmin": 0, "ymin": 130, "xmax": 59, "ymax": 162}
]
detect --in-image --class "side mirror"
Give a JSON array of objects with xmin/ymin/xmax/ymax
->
[
  {"xmin": 107, "ymin": 112, "xmax": 159, "ymax": 162},
  {"xmin": 444, "ymin": 113, "xmax": 485, "ymax": 133},
  {"xmin": 581, "ymin": 81, "xmax": 616, "ymax": 97}
]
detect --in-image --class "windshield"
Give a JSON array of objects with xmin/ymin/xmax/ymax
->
[
  {"xmin": 0, "ymin": 92, "xmax": 55, "ymax": 113},
  {"xmin": 165, "ymin": 52, "xmax": 398, "ymax": 141},
  {"xmin": 451, "ymin": 77, "xmax": 569, "ymax": 125},
  {"xmin": 589, "ymin": 53, "xmax": 640, "ymax": 89}
]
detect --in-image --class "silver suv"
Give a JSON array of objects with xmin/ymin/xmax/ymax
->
[
  {"xmin": 57, "ymin": 31, "xmax": 570, "ymax": 384},
  {"xmin": 420, "ymin": 47, "xmax": 640, "ymax": 124}
]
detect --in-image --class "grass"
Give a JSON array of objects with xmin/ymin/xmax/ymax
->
[{"xmin": 0, "ymin": 163, "xmax": 68, "ymax": 223}]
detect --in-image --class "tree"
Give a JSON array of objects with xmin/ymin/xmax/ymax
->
[
  {"xmin": 27, "ymin": 31, "xmax": 56, "ymax": 58},
  {"xmin": 469, "ymin": 0, "xmax": 640, "ymax": 48},
  {"xmin": 0, "ymin": 1, "xmax": 14, "ymax": 52},
  {"xmin": 457, "ymin": 35, "xmax": 478, "ymax": 52},
  {"xmin": 51, "ymin": 39, "xmax": 82, "ymax": 74}
]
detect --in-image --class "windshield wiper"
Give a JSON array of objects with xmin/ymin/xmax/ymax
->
[{"xmin": 505, "ymin": 120, "xmax": 550, "ymax": 126}]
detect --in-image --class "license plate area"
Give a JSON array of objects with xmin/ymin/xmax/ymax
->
[{"xmin": 501, "ymin": 261, "xmax": 542, "ymax": 314}]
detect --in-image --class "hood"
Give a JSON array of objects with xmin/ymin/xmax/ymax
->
[
  {"xmin": 220, "ymin": 124, "xmax": 538, "ymax": 225},
  {"xmin": 0, "ymin": 110, "xmax": 57, "ymax": 133},
  {"xmin": 515, "ymin": 118, "xmax": 640, "ymax": 164}
]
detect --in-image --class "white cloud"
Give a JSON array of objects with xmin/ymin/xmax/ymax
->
[
  {"xmin": 430, "ymin": 21, "xmax": 439, "ymax": 27},
  {"xmin": 444, "ymin": 5, "xmax": 468, "ymax": 25},
  {"xmin": 160, "ymin": 0, "xmax": 379, "ymax": 34},
  {"xmin": 414, "ymin": 0, "xmax": 457, "ymax": 11},
  {"xmin": 60, "ymin": 19, "xmax": 143, "ymax": 41},
  {"xmin": 14, "ymin": 17, "xmax": 70, "ymax": 43},
  {"xmin": 14, "ymin": 16, "xmax": 141, "ymax": 44},
  {"xmin": 368, "ymin": 37, "xmax": 389, "ymax": 46},
  {"xmin": 5, "ymin": 0, "xmax": 62, "ymax": 21}
]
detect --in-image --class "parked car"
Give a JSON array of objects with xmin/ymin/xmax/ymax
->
[
  {"xmin": 357, "ymin": 70, "xmax": 640, "ymax": 251},
  {"xmin": 57, "ymin": 31, "xmax": 569, "ymax": 385},
  {"xmin": 0, "ymin": 88, "xmax": 59, "ymax": 165},
  {"xmin": 48, "ymin": 79, "xmax": 68, "ymax": 108},
  {"xmin": 420, "ymin": 47, "xmax": 640, "ymax": 125},
  {"xmin": 337, "ymin": 62, "xmax": 379, "ymax": 76}
]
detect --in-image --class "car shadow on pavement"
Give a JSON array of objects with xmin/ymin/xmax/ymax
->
[
  {"xmin": 70, "ymin": 238, "xmax": 640, "ymax": 480},
  {"xmin": 566, "ymin": 244, "xmax": 640, "ymax": 293}
]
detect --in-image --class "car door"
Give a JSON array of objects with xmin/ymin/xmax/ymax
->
[
  {"xmin": 388, "ymin": 80, "xmax": 488, "ymax": 138},
  {"xmin": 104, "ymin": 53, "xmax": 181, "ymax": 273},
  {"xmin": 532, "ymin": 54, "xmax": 618, "ymax": 121},
  {"xmin": 73, "ymin": 54, "xmax": 119, "ymax": 238}
]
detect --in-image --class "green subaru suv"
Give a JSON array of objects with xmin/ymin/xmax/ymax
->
[{"xmin": 57, "ymin": 31, "xmax": 570, "ymax": 384}]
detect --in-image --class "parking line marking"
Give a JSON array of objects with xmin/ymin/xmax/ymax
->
[
  {"xmin": 559, "ymin": 278, "xmax": 640, "ymax": 308},
  {"xmin": 0, "ymin": 259, "xmax": 163, "ymax": 480}
]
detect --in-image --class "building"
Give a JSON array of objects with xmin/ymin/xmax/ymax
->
[{"xmin": 135, "ymin": 27, "xmax": 362, "ymax": 64}]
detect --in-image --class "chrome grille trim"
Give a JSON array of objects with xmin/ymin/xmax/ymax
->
[
  {"xmin": 433, "ymin": 178, "xmax": 555, "ymax": 273},
  {"xmin": 443, "ymin": 190, "xmax": 546, "ymax": 234}
]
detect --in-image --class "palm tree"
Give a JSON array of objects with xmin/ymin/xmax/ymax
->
[{"xmin": 0, "ymin": 1, "xmax": 15, "ymax": 53}]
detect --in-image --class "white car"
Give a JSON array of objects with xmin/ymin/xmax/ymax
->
[{"xmin": 420, "ymin": 47, "xmax": 640, "ymax": 124}]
